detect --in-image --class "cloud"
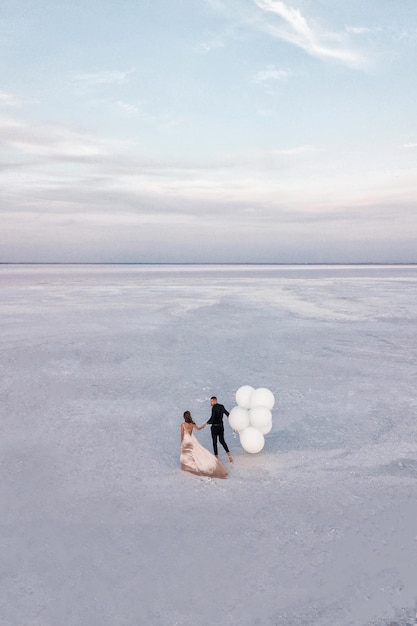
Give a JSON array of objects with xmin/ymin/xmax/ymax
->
[
  {"xmin": 214, "ymin": 145, "xmax": 316, "ymax": 170},
  {"xmin": 346, "ymin": 26, "xmax": 382, "ymax": 36},
  {"xmin": 0, "ymin": 116, "xmax": 114, "ymax": 162},
  {"xmin": 255, "ymin": 0, "xmax": 364, "ymax": 68},
  {"xmin": 403, "ymin": 143, "xmax": 417, "ymax": 149},
  {"xmin": 116, "ymin": 100, "xmax": 139, "ymax": 115},
  {"xmin": 253, "ymin": 64, "xmax": 292, "ymax": 82},
  {"xmin": 197, "ymin": 38, "xmax": 225, "ymax": 52},
  {"xmin": 0, "ymin": 93, "xmax": 21, "ymax": 108},
  {"xmin": 1, "ymin": 107, "xmax": 416, "ymax": 261},
  {"xmin": 72, "ymin": 69, "xmax": 135, "ymax": 85},
  {"xmin": 0, "ymin": 113, "xmax": 317, "ymax": 220}
]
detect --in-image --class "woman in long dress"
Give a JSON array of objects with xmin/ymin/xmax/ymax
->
[{"xmin": 180, "ymin": 411, "xmax": 228, "ymax": 479}]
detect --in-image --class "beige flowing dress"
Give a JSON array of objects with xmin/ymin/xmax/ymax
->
[{"xmin": 180, "ymin": 426, "xmax": 228, "ymax": 479}]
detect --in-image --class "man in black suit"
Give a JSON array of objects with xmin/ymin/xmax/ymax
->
[{"xmin": 204, "ymin": 396, "xmax": 233, "ymax": 463}]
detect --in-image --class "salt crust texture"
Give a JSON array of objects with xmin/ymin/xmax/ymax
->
[{"xmin": 1, "ymin": 264, "xmax": 417, "ymax": 626}]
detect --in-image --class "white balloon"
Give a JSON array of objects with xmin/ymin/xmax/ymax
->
[
  {"xmin": 258, "ymin": 418, "xmax": 272, "ymax": 435},
  {"xmin": 250, "ymin": 387, "xmax": 275, "ymax": 410},
  {"xmin": 249, "ymin": 406, "xmax": 272, "ymax": 431},
  {"xmin": 235, "ymin": 385, "xmax": 255, "ymax": 409},
  {"xmin": 228, "ymin": 406, "xmax": 250, "ymax": 432},
  {"xmin": 240, "ymin": 427, "xmax": 265, "ymax": 454}
]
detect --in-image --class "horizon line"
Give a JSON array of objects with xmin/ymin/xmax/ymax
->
[{"xmin": 1, "ymin": 261, "xmax": 417, "ymax": 267}]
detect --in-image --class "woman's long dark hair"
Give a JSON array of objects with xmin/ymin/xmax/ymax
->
[{"xmin": 183, "ymin": 410, "xmax": 195, "ymax": 424}]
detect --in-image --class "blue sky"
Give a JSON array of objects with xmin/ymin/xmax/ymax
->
[{"xmin": 1, "ymin": 0, "xmax": 416, "ymax": 262}]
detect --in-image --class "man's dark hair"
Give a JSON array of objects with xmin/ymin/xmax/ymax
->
[{"xmin": 210, "ymin": 396, "xmax": 217, "ymax": 401}]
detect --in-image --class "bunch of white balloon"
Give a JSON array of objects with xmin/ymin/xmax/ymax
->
[{"xmin": 228, "ymin": 385, "xmax": 275, "ymax": 454}]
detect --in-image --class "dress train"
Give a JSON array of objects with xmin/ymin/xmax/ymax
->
[{"xmin": 180, "ymin": 431, "xmax": 227, "ymax": 479}]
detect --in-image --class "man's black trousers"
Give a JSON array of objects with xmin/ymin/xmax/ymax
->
[{"xmin": 211, "ymin": 424, "xmax": 229, "ymax": 456}]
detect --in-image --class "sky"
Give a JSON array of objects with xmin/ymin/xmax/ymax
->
[{"xmin": 1, "ymin": 0, "xmax": 417, "ymax": 263}]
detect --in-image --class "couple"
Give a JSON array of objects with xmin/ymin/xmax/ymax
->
[{"xmin": 180, "ymin": 396, "xmax": 233, "ymax": 479}]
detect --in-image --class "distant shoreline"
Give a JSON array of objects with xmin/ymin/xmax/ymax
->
[{"xmin": 1, "ymin": 262, "xmax": 416, "ymax": 267}]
